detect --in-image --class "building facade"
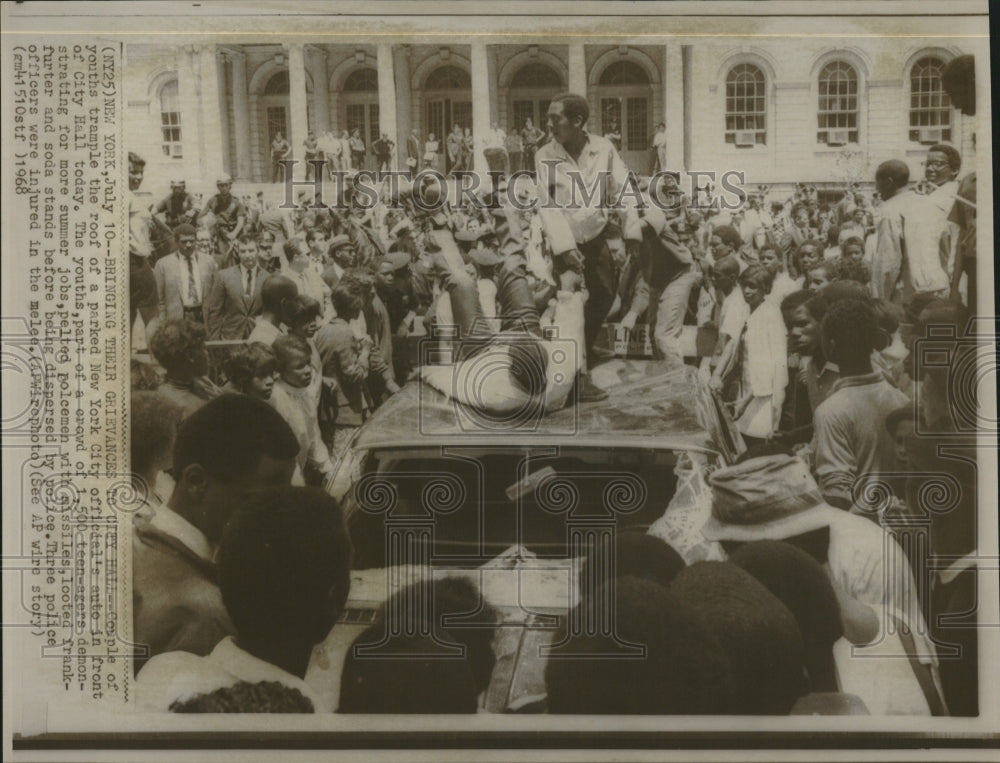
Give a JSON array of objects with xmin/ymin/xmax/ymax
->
[{"xmin": 126, "ymin": 38, "xmax": 974, "ymax": 198}]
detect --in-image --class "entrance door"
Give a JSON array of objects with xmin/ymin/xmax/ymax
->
[
  {"xmin": 344, "ymin": 102, "xmax": 379, "ymax": 171},
  {"xmin": 595, "ymin": 60, "xmax": 653, "ymax": 171},
  {"xmin": 599, "ymin": 94, "xmax": 650, "ymax": 171},
  {"xmin": 427, "ymin": 98, "xmax": 472, "ymax": 173}
]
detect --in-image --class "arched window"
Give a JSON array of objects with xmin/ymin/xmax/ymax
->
[
  {"xmin": 725, "ymin": 63, "xmax": 766, "ymax": 147},
  {"xmin": 263, "ymin": 70, "xmax": 290, "ymax": 95},
  {"xmin": 817, "ymin": 61, "xmax": 859, "ymax": 145},
  {"xmin": 598, "ymin": 61, "xmax": 649, "ymax": 87},
  {"xmin": 343, "ymin": 67, "xmax": 378, "ymax": 92},
  {"xmin": 909, "ymin": 57, "xmax": 952, "ymax": 144},
  {"xmin": 596, "ymin": 60, "xmax": 651, "ymax": 154},
  {"xmin": 511, "ymin": 63, "xmax": 562, "ymax": 88},
  {"xmin": 158, "ymin": 79, "xmax": 182, "ymax": 158},
  {"xmin": 343, "ymin": 68, "xmax": 380, "ymax": 150},
  {"xmin": 510, "ymin": 62, "xmax": 563, "ymax": 135},
  {"xmin": 425, "ymin": 65, "xmax": 471, "ymax": 90}
]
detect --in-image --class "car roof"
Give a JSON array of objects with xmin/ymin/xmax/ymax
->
[{"xmin": 355, "ymin": 359, "xmax": 731, "ymax": 455}]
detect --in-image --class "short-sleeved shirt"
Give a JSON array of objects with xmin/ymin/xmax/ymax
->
[
  {"xmin": 204, "ymin": 193, "xmax": 246, "ymax": 232},
  {"xmin": 813, "ymin": 372, "xmax": 910, "ymax": 507}
]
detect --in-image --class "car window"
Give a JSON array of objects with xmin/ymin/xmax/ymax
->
[{"xmin": 346, "ymin": 446, "xmax": 682, "ymax": 569}]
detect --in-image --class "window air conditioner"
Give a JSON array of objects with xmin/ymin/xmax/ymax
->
[
  {"xmin": 918, "ymin": 127, "xmax": 943, "ymax": 144},
  {"xmin": 826, "ymin": 129, "xmax": 849, "ymax": 146},
  {"xmin": 734, "ymin": 130, "xmax": 757, "ymax": 147}
]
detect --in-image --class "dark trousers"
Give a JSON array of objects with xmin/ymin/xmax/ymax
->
[
  {"xmin": 507, "ymin": 151, "xmax": 522, "ymax": 175},
  {"xmin": 931, "ymin": 570, "xmax": 978, "ymax": 716},
  {"xmin": 578, "ymin": 233, "xmax": 617, "ymax": 357},
  {"xmin": 130, "ymin": 254, "xmax": 158, "ymax": 328},
  {"xmin": 523, "ymin": 145, "xmax": 536, "ymax": 175},
  {"xmin": 448, "ymin": 256, "xmax": 541, "ymax": 355}
]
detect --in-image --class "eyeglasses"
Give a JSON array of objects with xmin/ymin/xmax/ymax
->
[{"xmin": 923, "ymin": 159, "xmax": 950, "ymax": 168}]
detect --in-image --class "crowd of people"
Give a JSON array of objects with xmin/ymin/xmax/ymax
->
[
  {"xmin": 129, "ymin": 56, "xmax": 981, "ymax": 717},
  {"xmin": 261, "ymin": 117, "xmax": 553, "ymax": 182}
]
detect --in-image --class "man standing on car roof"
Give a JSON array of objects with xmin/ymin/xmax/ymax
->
[{"xmin": 535, "ymin": 92, "xmax": 647, "ymax": 402}]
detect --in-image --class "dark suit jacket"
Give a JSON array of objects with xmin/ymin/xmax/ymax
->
[
  {"xmin": 132, "ymin": 522, "xmax": 234, "ymax": 673},
  {"xmin": 204, "ymin": 265, "xmax": 265, "ymax": 340}
]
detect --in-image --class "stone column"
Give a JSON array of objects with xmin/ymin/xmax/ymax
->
[
  {"xmin": 470, "ymin": 41, "xmax": 491, "ymax": 174},
  {"xmin": 199, "ymin": 44, "xmax": 225, "ymax": 182},
  {"xmin": 682, "ymin": 45, "xmax": 693, "ymax": 173},
  {"xmin": 216, "ymin": 53, "xmax": 232, "ymax": 179},
  {"xmin": 393, "ymin": 45, "xmax": 412, "ymax": 169},
  {"xmin": 487, "ymin": 46, "xmax": 499, "ymax": 126},
  {"xmin": 309, "ymin": 46, "xmax": 330, "ymax": 134},
  {"xmin": 230, "ymin": 50, "xmax": 252, "ymax": 182},
  {"xmin": 287, "ymin": 42, "xmax": 309, "ymax": 181},
  {"xmin": 376, "ymin": 43, "xmax": 398, "ymax": 172},
  {"xmin": 568, "ymin": 42, "xmax": 587, "ymax": 96},
  {"xmin": 663, "ymin": 44, "xmax": 685, "ymax": 172}
]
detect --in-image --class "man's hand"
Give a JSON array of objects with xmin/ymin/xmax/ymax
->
[
  {"xmin": 385, "ymin": 379, "xmax": 401, "ymax": 395},
  {"xmin": 707, "ymin": 375, "xmax": 724, "ymax": 393},
  {"xmin": 620, "ymin": 311, "xmax": 638, "ymax": 331},
  {"xmin": 559, "ymin": 269, "xmax": 584, "ymax": 292},
  {"xmin": 559, "ymin": 248, "xmax": 585, "ymax": 273}
]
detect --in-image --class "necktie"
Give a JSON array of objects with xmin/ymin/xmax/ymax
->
[
  {"xmin": 245, "ymin": 268, "xmax": 252, "ymax": 299},
  {"xmin": 185, "ymin": 256, "xmax": 197, "ymax": 303}
]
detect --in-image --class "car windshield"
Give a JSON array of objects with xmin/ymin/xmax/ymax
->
[{"xmin": 345, "ymin": 445, "xmax": 690, "ymax": 569}]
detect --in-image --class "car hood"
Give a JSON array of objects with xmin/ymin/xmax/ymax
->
[{"xmin": 355, "ymin": 359, "xmax": 725, "ymax": 454}]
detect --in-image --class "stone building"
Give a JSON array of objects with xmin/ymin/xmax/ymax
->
[{"xmin": 125, "ymin": 38, "xmax": 975, "ymax": 199}]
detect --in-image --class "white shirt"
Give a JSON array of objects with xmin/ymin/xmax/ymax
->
[
  {"xmin": 144, "ymin": 504, "xmax": 214, "ymax": 563},
  {"xmin": 718, "ymin": 288, "xmax": 749, "ymax": 341},
  {"xmin": 175, "ymin": 253, "xmax": 207, "ymax": 307},
  {"xmin": 767, "ymin": 271, "xmax": 803, "ymax": 307},
  {"xmin": 535, "ymin": 132, "xmax": 641, "ymax": 253},
  {"xmin": 136, "ymin": 636, "xmax": 329, "ymax": 712},
  {"xmin": 421, "ymin": 291, "xmax": 585, "ymax": 414},
  {"xmin": 239, "ymin": 265, "xmax": 257, "ymax": 298}
]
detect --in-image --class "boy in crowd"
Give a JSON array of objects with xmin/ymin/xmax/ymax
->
[
  {"xmin": 813, "ymin": 299, "xmax": 910, "ymax": 511},
  {"xmin": 248, "ymin": 274, "xmax": 298, "ymax": 345},
  {"xmin": 137, "ymin": 486, "xmax": 351, "ymax": 712},
  {"xmin": 147, "ymin": 319, "xmax": 220, "ymax": 419},
  {"xmin": 133, "ymin": 395, "xmax": 299, "ymax": 671},
  {"xmin": 269, "ymin": 334, "xmax": 335, "ymax": 485}
]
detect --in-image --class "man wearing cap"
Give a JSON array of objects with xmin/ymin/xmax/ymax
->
[
  {"xmin": 153, "ymin": 223, "xmax": 218, "ymax": 326},
  {"xmin": 693, "ymin": 449, "xmax": 941, "ymax": 716},
  {"xmin": 322, "ymin": 234, "xmax": 356, "ymax": 292},
  {"xmin": 202, "ymin": 176, "xmax": 246, "ymax": 266},
  {"xmin": 204, "ymin": 233, "xmax": 265, "ymax": 340},
  {"xmin": 535, "ymin": 93, "xmax": 648, "ymax": 398},
  {"xmin": 154, "ymin": 180, "xmax": 200, "ymax": 231},
  {"xmin": 375, "ymin": 249, "xmax": 417, "ymax": 382}
]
